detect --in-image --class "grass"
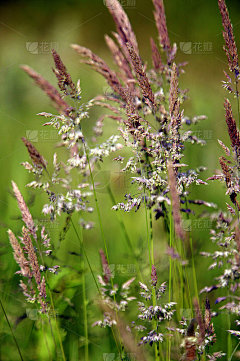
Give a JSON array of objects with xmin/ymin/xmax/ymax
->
[{"xmin": 2, "ymin": 0, "xmax": 240, "ymax": 360}]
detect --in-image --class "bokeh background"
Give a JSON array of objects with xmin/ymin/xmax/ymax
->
[{"xmin": 1, "ymin": 0, "xmax": 240, "ymax": 360}]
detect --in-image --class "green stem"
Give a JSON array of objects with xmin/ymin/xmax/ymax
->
[
  {"xmin": 47, "ymin": 287, "xmax": 65, "ymax": 361},
  {"xmin": 70, "ymin": 219, "xmax": 122, "ymax": 358},
  {"xmin": 34, "ymin": 226, "xmax": 65, "ymax": 360},
  {"xmin": 41, "ymin": 318, "xmax": 52, "ymax": 361},
  {"xmin": 33, "ymin": 167, "xmax": 66, "ymax": 360},
  {"xmin": 0, "ymin": 298, "xmax": 24, "ymax": 361},
  {"xmin": 227, "ymin": 287, "xmax": 232, "ymax": 360},
  {"xmin": 229, "ymin": 340, "xmax": 240, "ymax": 361},
  {"xmin": 144, "ymin": 200, "xmax": 161, "ymax": 361},
  {"xmin": 76, "ymin": 216, "xmax": 88, "ymax": 361},
  {"xmin": 183, "ymin": 190, "xmax": 199, "ymax": 303},
  {"xmin": 84, "ymin": 150, "xmax": 109, "ymax": 275},
  {"xmin": 167, "ymin": 205, "xmax": 172, "ymax": 361},
  {"xmin": 235, "ymin": 79, "xmax": 240, "ymax": 130},
  {"xmin": 81, "ymin": 255, "xmax": 88, "ymax": 359},
  {"xmin": 150, "ymin": 209, "xmax": 154, "ymax": 265},
  {"xmin": 84, "ymin": 146, "xmax": 122, "ymax": 355},
  {"xmin": 144, "ymin": 194, "xmax": 152, "ymax": 276},
  {"xmin": 48, "ymin": 316, "xmax": 60, "ymax": 361},
  {"xmin": 70, "ymin": 218, "xmax": 101, "ymax": 297},
  {"xmin": 140, "ymin": 135, "xmax": 166, "ymax": 361},
  {"xmin": 96, "ymin": 163, "xmax": 143, "ymax": 282}
]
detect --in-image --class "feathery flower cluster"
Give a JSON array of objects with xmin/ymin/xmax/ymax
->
[
  {"xmin": 7, "ymin": 182, "xmax": 55, "ymax": 313},
  {"xmin": 152, "ymin": 0, "xmax": 172, "ymax": 59},
  {"xmin": 52, "ymin": 49, "xmax": 77, "ymax": 98},
  {"xmin": 21, "ymin": 65, "xmax": 71, "ymax": 117},
  {"xmin": 176, "ymin": 298, "xmax": 224, "ymax": 360},
  {"xmin": 200, "ymin": 212, "xmax": 240, "ymax": 333},
  {"xmin": 71, "ymin": 0, "xmax": 215, "ymax": 227},
  {"xmin": 218, "ymin": 0, "xmax": 239, "ymax": 80},
  {"xmin": 133, "ymin": 267, "xmax": 176, "ymax": 347},
  {"xmin": 21, "ymin": 50, "xmax": 122, "ymax": 223},
  {"xmin": 22, "ymin": 137, "xmax": 47, "ymax": 169},
  {"xmin": 205, "ymin": 4, "xmax": 240, "ymax": 344},
  {"xmin": 93, "ymin": 249, "xmax": 136, "ymax": 327}
]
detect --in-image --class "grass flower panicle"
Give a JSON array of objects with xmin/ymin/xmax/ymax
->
[
  {"xmin": 218, "ymin": 0, "xmax": 239, "ymax": 80},
  {"xmin": 8, "ymin": 182, "xmax": 55, "ymax": 314}
]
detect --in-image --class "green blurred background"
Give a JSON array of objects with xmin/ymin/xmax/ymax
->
[{"xmin": 1, "ymin": 0, "xmax": 240, "ymax": 359}]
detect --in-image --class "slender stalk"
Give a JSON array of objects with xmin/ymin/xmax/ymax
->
[
  {"xmin": 37, "ymin": 167, "xmax": 67, "ymax": 360},
  {"xmin": 41, "ymin": 318, "xmax": 52, "ymax": 361},
  {"xmin": 144, "ymin": 199, "xmax": 152, "ymax": 274},
  {"xmin": 48, "ymin": 316, "xmax": 60, "ymax": 361},
  {"xmin": 150, "ymin": 209, "xmax": 154, "ymax": 265},
  {"xmin": 235, "ymin": 80, "xmax": 240, "ymax": 130},
  {"xmin": 70, "ymin": 218, "xmax": 122, "ymax": 357},
  {"xmin": 167, "ymin": 204, "xmax": 172, "ymax": 361},
  {"xmin": 144, "ymin": 199, "xmax": 161, "ymax": 361},
  {"xmin": 229, "ymin": 340, "xmax": 240, "ymax": 361},
  {"xmin": 78, "ymin": 216, "xmax": 89, "ymax": 361},
  {"xmin": 96, "ymin": 163, "xmax": 143, "ymax": 282},
  {"xmin": 33, "ymin": 222, "xmax": 66, "ymax": 361},
  {"xmin": 168, "ymin": 188, "xmax": 192, "ymax": 321},
  {"xmin": 227, "ymin": 287, "xmax": 232, "ymax": 360},
  {"xmin": 183, "ymin": 191, "xmax": 199, "ymax": 302},
  {"xmin": 84, "ymin": 145, "xmax": 123, "ymax": 355},
  {"xmin": 84, "ymin": 149, "xmax": 109, "ymax": 274},
  {"xmin": 70, "ymin": 219, "xmax": 101, "ymax": 297},
  {"xmin": 178, "ymin": 237, "xmax": 192, "ymax": 311},
  {"xmin": 82, "ymin": 263, "xmax": 88, "ymax": 359},
  {"xmin": 0, "ymin": 298, "xmax": 24, "ymax": 361},
  {"xmin": 149, "ymin": 208, "xmax": 160, "ymax": 361},
  {"xmin": 47, "ymin": 287, "xmax": 65, "ymax": 361}
]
